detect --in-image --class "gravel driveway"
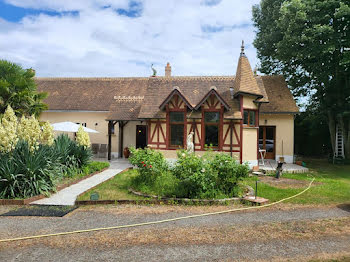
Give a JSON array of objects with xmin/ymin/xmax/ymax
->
[{"xmin": 0, "ymin": 204, "xmax": 349, "ymax": 261}]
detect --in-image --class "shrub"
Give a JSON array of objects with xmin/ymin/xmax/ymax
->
[
  {"xmin": 172, "ymin": 150, "xmax": 218, "ymax": 198},
  {"xmin": 129, "ymin": 147, "xmax": 168, "ymax": 185},
  {"xmin": 53, "ymin": 134, "xmax": 92, "ymax": 176},
  {"xmin": 80, "ymin": 161, "xmax": 110, "ymax": 175},
  {"xmin": 129, "ymin": 148, "xmax": 250, "ymax": 199},
  {"xmin": 210, "ymin": 153, "xmax": 249, "ymax": 196},
  {"xmin": 0, "ymin": 140, "xmax": 62, "ymax": 199}
]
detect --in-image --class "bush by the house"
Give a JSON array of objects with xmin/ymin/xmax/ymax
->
[{"xmin": 128, "ymin": 148, "xmax": 249, "ymax": 199}]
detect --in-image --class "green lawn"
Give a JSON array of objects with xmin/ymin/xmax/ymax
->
[
  {"xmin": 77, "ymin": 169, "xmax": 146, "ymax": 201},
  {"xmin": 78, "ymin": 159, "xmax": 350, "ymax": 205},
  {"xmin": 246, "ymin": 159, "xmax": 350, "ymax": 204}
]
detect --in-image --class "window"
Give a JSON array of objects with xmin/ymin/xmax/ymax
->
[
  {"xmin": 76, "ymin": 122, "xmax": 87, "ymax": 127},
  {"xmin": 243, "ymin": 110, "xmax": 256, "ymax": 127},
  {"xmin": 169, "ymin": 112, "xmax": 184, "ymax": 147},
  {"xmin": 204, "ymin": 112, "xmax": 219, "ymax": 147}
]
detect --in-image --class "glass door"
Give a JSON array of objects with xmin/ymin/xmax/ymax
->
[{"xmin": 259, "ymin": 126, "xmax": 276, "ymax": 159}]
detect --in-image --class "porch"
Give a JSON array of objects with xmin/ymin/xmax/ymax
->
[{"xmin": 258, "ymin": 160, "xmax": 309, "ymax": 174}]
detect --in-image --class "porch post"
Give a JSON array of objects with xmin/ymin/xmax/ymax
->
[
  {"xmin": 230, "ymin": 120, "xmax": 233, "ymax": 157},
  {"xmin": 108, "ymin": 121, "xmax": 113, "ymax": 160},
  {"xmin": 119, "ymin": 121, "xmax": 123, "ymax": 158}
]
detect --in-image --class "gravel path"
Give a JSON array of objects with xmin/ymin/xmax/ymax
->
[
  {"xmin": 1, "ymin": 236, "xmax": 349, "ymax": 262},
  {"xmin": 0, "ymin": 206, "xmax": 349, "ymax": 237},
  {"xmin": 0, "ymin": 205, "xmax": 350, "ymax": 261}
]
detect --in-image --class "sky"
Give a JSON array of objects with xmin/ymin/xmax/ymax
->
[{"xmin": 0, "ymin": 0, "xmax": 261, "ymax": 77}]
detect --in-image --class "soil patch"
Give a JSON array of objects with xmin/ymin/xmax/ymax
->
[
  {"xmin": 0, "ymin": 205, "xmax": 78, "ymax": 217},
  {"xmin": 258, "ymin": 176, "xmax": 320, "ymax": 188}
]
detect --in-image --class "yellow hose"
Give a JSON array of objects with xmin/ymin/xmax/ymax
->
[{"xmin": 0, "ymin": 176, "xmax": 315, "ymax": 243}]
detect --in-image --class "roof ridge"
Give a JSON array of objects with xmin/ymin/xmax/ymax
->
[
  {"xmin": 34, "ymin": 77, "xmax": 150, "ymax": 81},
  {"xmin": 35, "ymin": 75, "xmax": 236, "ymax": 81}
]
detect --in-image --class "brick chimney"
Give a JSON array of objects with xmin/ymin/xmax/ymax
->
[{"xmin": 165, "ymin": 62, "xmax": 171, "ymax": 77}]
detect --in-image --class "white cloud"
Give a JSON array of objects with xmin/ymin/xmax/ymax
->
[{"xmin": 0, "ymin": 0, "xmax": 261, "ymax": 77}]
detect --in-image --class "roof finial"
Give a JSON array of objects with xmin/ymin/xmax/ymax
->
[
  {"xmin": 240, "ymin": 40, "xmax": 245, "ymax": 56},
  {"xmin": 151, "ymin": 64, "xmax": 157, "ymax": 77}
]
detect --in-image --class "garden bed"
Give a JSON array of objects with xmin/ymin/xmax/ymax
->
[
  {"xmin": 75, "ymin": 169, "xmax": 252, "ymax": 206},
  {"xmin": 0, "ymin": 161, "xmax": 109, "ymax": 205}
]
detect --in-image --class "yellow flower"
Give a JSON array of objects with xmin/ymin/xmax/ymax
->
[
  {"xmin": 0, "ymin": 105, "xmax": 18, "ymax": 153},
  {"xmin": 76, "ymin": 125, "xmax": 90, "ymax": 147},
  {"xmin": 41, "ymin": 121, "xmax": 54, "ymax": 146},
  {"xmin": 18, "ymin": 115, "xmax": 41, "ymax": 152}
]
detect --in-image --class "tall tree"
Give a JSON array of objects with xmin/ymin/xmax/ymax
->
[
  {"xmin": 253, "ymin": 0, "xmax": 350, "ymax": 158},
  {"xmin": 0, "ymin": 60, "xmax": 47, "ymax": 117}
]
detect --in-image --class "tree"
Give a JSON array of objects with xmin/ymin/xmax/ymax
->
[
  {"xmin": 0, "ymin": 60, "xmax": 47, "ymax": 117},
  {"xmin": 253, "ymin": 0, "xmax": 350, "ymax": 158}
]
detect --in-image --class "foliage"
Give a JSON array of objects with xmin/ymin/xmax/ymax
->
[
  {"xmin": 17, "ymin": 115, "xmax": 41, "ymax": 152},
  {"xmin": 41, "ymin": 121, "xmax": 54, "ymax": 146},
  {"xmin": 129, "ymin": 148, "xmax": 249, "ymax": 199},
  {"xmin": 172, "ymin": 150, "xmax": 218, "ymax": 198},
  {"xmin": 0, "ymin": 105, "xmax": 18, "ymax": 153},
  {"xmin": 0, "ymin": 140, "xmax": 62, "ymax": 199},
  {"xmin": 294, "ymin": 108, "xmax": 332, "ymax": 156},
  {"xmin": 76, "ymin": 125, "xmax": 91, "ymax": 147},
  {"xmin": 252, "ymin": 0, "xmax": 350, "ymax": 158},
  {"xmin": 129, "ymin": 147, "xmax": 169, "ymax": 185},
  {"xmin": 0, "ymin": 105, "xmax": 55, "ymax": 153},
  {"xmin": 53, "ymin": 134, "xmax": 92, "ymax": 176},
  {"xmin": 0, "ymin": 60, "xmax": 47, "ymax": 117},
  {"xmin": 210, "ymin": 153, "xmax": 249, "ymax": 196},
  {"xmin": 83, "ymin": 161, "xmax": 110, "ymax": 174}
]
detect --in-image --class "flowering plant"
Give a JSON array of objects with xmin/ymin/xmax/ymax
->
[{"xmin": 76, "ymin": 125, "xmax": 90, "ymax": 147}]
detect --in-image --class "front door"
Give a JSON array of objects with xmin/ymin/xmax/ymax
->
[
  {"xmin": 136, "ymin": 125, "xmax": 147, "ymax": 149},
  {"xmin": 259, "ymin": 126, "xmax": 276, "ymax": 159}
]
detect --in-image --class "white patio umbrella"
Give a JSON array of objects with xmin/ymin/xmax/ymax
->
[{"xmin": 51, "ymin": 122, "xmax": 99, "ymax": 133}]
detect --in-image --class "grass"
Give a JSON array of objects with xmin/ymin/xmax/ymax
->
[
  {"xmin": 246, "ymin": 158, "xmax": 350, "ymax": 204},
  {"xmin": 77, "ymin": 169, "xmax": 146, "ymax": 201}
]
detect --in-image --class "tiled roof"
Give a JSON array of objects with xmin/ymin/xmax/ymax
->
[
  {"xmin": 234, "ymin": 55, "xmax": 263, "ymax": 97},
  {"xmin": 138, "ymin": 76, "xmax": 241, "ymax": 119},
  {"xmin": 260, "ymin": 75, "xmax": 299, "ymax": 113},
  {"xmin": 35, "ymin": 74, "xmax": 298, "ymax": 120},
  {"xmin": 36, "ymin": 77, "xmax": 148, "ymax": 111}
]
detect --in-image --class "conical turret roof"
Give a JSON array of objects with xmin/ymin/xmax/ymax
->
[{"xmin": 234, "ymin": 41, "xmax": 263, "ymax": 97}]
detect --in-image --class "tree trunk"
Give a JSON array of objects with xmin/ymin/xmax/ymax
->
[{"xmin": 327, "ymin": 110, "xmax": 336, "ymax": 155}]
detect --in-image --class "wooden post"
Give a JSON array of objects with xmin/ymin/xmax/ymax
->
[
  {"xmin": 230, "ymin": 120, "xmax": 233, "ymax": 157},
  {"xmin": 119, "ymin": 121, "xmax": 123, "ymax": 158},
  {"xmin": 108, "ymin": 121, "xmax": 112, "ymax": 160}
]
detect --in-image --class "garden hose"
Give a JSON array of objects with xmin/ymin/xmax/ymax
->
[{"xmin": 0, "ymin": 175, "xmax": 315, "ymax": 243}]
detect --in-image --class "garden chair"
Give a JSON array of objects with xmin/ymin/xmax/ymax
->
[
  {"xmin": 91, "ymin": 143, "xmax": 100, "ymax": 155},
  {"xmin": 99, "ymin": 144, "xmax": 108, "ymax": 158}
]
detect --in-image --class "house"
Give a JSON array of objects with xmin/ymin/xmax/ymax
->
[{"xmin": 37, "ymin": 44, "xmax": 299, "ymax": 166}]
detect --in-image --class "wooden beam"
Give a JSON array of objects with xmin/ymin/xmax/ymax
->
[
  {"xmin": 108, "ymin": 121, "xmax": 113, "ymax": 160},
  {"xmin": 118, "ymin": 121, "xmax": 128, "ymax": 158}
]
